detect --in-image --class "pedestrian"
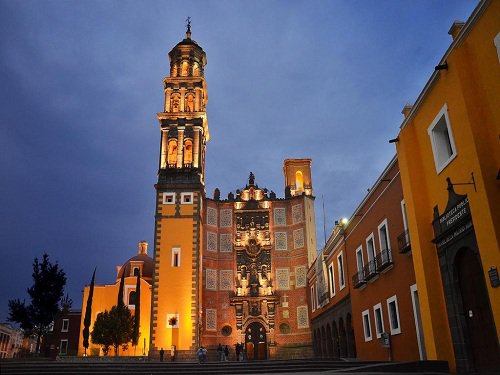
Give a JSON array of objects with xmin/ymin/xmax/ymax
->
[
  {"xmin": 159, "ymin": 347, "xmax": 164, "ymax": 362},
  {"xmin": 217, "ymin": 343, "xmax": 223, "ymax": 361},
  {"xmin": 235, "ymin": 343, "xmax": 241, "ymax": 362},
  {"xmin": 170, "ymin": 345, "xmax": 175, "ymax": 361},
  {"xmin": 202, "ymin": 346, "xmax": 207, "ymax": 362},
  {"xmin": 197, "ymin": 346, "xmax": 203, "ymax": 363},
  {"xmin": 224, "ymin": 345, "xmax": 229, "ymax": 361}
]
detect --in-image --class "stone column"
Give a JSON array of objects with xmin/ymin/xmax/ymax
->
[
  {"xmin": 180, "ymin": 88, "xmax": 186, "ymax": 112},
  {"xmin": 193, "ymin": 129, "xmax": 200, "ymax": 169},
  {"xmin": 165, "ymin": 88, "xmax": 172, "ymax": 112},
  {"xmin": 160, "ymin": 130, "xmax": 168, "ymax": 168},
  {"xmin": 177, "ymin": 129, "xmax": 184, "ymax": 168}
]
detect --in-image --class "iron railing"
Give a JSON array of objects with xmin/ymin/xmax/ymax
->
[
  {"xmin": 376, "ymin": 248, "xmax": 393, "ymax": 272},
  {"xmin": 398, "ymin": 229, "xmax": 411, "ymax": 253}
]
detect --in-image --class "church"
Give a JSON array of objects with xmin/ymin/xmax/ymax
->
[{"xmin": 79, "ymin": 24, "xmax": 317, "ymax": 360}]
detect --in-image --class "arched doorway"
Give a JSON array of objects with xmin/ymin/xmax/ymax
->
[
  {"xmin": 455, "ymin": 247, "xmax": 499, "ymax": 373},
  {"xmin": 346, "ymin": 313, "xmax": 356, "ymax": 358},
  {"xmin": 332, "ymin": 321, "xmax": 340, "ymax": 359},
  {"xmin": 338, "ymin": 318, "xmax": 347, "ymax": 358},
  {"xmin": 245, "ymin": 321, "xmax": 267, "ymax": 360},
  {"xmin": 326, "ymin": 323, "xmax": 334, "ymax": 357}
]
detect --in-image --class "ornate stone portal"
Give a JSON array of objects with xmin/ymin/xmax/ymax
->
[{"xmin": 230, "ymin": 173, "xmax": 279, "ymax": 349}]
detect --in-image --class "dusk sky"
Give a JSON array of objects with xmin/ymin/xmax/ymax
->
[{"xmin": 0, "ymin": 0, "xmax": 478, "ymax": 321}]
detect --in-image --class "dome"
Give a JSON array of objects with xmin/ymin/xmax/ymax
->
[{"xmin": 116, "ymin": 242, "xmax": 153, "ymax": 283}]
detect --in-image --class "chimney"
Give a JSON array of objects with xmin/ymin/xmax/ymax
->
[
  {"xmin": 138, "ymin": 241, "xmax": 148, "ymax": 255},
  {"xmin": 401, "ymin": 103, "xmax": 413, "ymax": 118},
  {"xmin": 448, "ymin": 21, "xmax": 465, "ymax": 40}
]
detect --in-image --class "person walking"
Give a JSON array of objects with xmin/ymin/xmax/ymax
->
[
  {"xmin": 235, "ymin": 343, "xmax": 241, "ymax": 362},
  {"xmin": 217, "ymin": 343, "xmax": 223, "ymax": 361},
  {"xmin": 224, "ymin": 345, "xmax": 229, "ymax": 361},
  {"xmin": 159, "ymin": 347, "xmax": 164, "ymax": 362},
  {"xmin": 197, "ymin": 346, "xmax": 204, "ymax": 363}
]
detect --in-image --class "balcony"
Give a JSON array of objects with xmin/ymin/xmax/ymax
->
[
  {"xmin": 352, "ymin": 271, "xmax": 366, "ymax": 289},
  {"xmin": 398, "ymin": 229, "xmax": 411, "ymax": 254},
  {"xmin": 363, "ymin": 260, "xmax": 378, "ymax": 282},
  {"xmin": 376, "ymin": 248, "xmax": 394, "ymax": 273}
]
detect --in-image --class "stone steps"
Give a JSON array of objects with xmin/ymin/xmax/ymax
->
[{"xmin": 0, "ymin": 359, "xmax": 449, "ymax": 375}]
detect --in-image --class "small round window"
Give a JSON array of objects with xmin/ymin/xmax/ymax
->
[
  {"xmin": 221, "ymin": 325, "xmax": 232, "ymax": 337},
  {"xmin": 279, "ymin": 323, "xmax": 291, "ymax": 334}
]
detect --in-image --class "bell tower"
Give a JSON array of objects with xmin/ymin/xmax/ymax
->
[{"xmin": 150, "ymin": 19, "xmax": 208, "ymax": 355}]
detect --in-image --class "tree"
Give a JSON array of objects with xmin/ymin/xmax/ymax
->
[
  {"xmin": 91, "ymin": 305, "xmax": 134, "ymax": 356},
  {"xmin": 132, "ymin": 273, "xmax": 141, "ymax": 351},
  {"xmin": 82, "ymin": 268, "xmax": 96, "ymax": 356},
  {"xmin": 117, "ymin": 270, "xmax": 125, "ymax": 308},
  {"xmin": 8, "ymin": 253, "xmax": 67, "ymax": 354}
]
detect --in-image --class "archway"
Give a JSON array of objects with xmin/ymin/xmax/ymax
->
[
  {"xmin": 321, "ymin": 326, "xmax": 327, "ymax": 358},
  {"xmin": 245, "ymin": 321, "xmax": 267, "ymax": 360},
  {"xmin": 332, "ymin": 321, "xmax": 339, "ymax": 359},
  {"xmin": 338, "ymin": 318, "xmax": 347, "ymax": 358},
  {"xmin": 326, "ymin": 323, "xmax": 334, "ymax": 358},
  {"xmin": 455, "ymin": 247, "xmax": 499, "ymax": 372},
  {"xmin": 346, "ymin": 313, "xmax": 356, "ymax": 358}
]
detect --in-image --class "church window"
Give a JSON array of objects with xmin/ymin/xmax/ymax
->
[
  {"xmin": 206, "ymin": 269, "xmax": 217, "ymax": 290},
  {"xmin": 181, "ymin": 61, "xmax": 189, "ymax": 76},
  {"xmin": 221, "ymin": 325, "xmax": 232, "ymax": 336},
  {"xmin": 166, "ymin": 313, "xmax": 179, "ymax": 328},
  {"xmin": 276, "ymin": 268, "xmax": 290, "ymax": 290},
  {"xmin": 128, "ymin": 291, "xmax": 137, "ymax": 306},
  {"xmin": 427, "ymin": 104, "xmax": 457, "ymax": 174},
  {"xmin": 132, "ymin": 267, "xmax": 140, "ymax": 277},
  {"xmin": 297, "ymin": 306, "xmax": 309, "ymax": 329},
  {"xmin": 275, "ymin": 232, "xmax": 288, "ymax": 251},
  {"xmin": 171, "ymin": 248, "xmax": 181, "ymax": 267},
  {"xmin": 163, "ymin": 192, "xmax": 175, "ymax": 204},
  {"xmin": 219, "ymin": 209, "xmax": 232, "ymax": 228},
  {"xmin": 279, "ymin": 323, "xmax": 291, "ymax": 334},
  {"xmin": 293, "ymin": 228, "xmax": 305, "ymax": 249},
  {"xmin": 207, "ymin": 207, "xmax": 217, "ymax": 226},
  {"xmin": 181, "ymin": 192, "xmax": 193, "ymax": 204},
  {"xmin": 167, "ymin": 140, "xmax": 178, "ymax": 166},
  {"xmin": 295, "ymin": 266, "xmax": 307, "ymax": 288},
  {"xmin": 206, "ymin": 309, "xmax": 217, "ymax": 331},
  {"xmin": 219, "ymin": 234, "xmax": 232, "ymax": 253},
  {"xmin": 183, "ymin": 140, "xmax": 193, "ymax": 165},
  {"xmin": 219, "ymin": 270, "xmax": 233, "ymax": 291},
  {"xmin": 292, "ymin": 204, "xmax": 303, "ymax": 224},
  {"xmin": 274, "ymin": 208, "xmax": 286, "ymax": 226},
  {"xmin": 295, "ymin": 171, "xmax": 304, "ymax": 191},
  {"xmin": 207, "ymin": 232, "xmax": 217, "ymax": 252}
]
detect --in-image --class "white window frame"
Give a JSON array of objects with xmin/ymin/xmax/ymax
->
[
  {"xmin": 311, "ymin": 284, "xmax": 316, "ymax": 311},
  {"xmin": 59, "ymin": 339, "xmax": 68, "ymax": 355},
  {"xmin": 362, "ymin": 309, "xmax": 372, "ymax": 342},
  {"xmin": 494, "ymin": 32, "xmax": 500, "ymax": 63},
  {"xmin": 337, "ymin": 252, "xmax": 345, "ymax": 290},
  {"xmin": 61, "ymin": 318, "xmax": 69, "ymax": 332},
  {"xmin": 373, "ymin": 303, "xmax": 384, "ymax": 339},
  {"xmin": 366, "ymin": 234, "xmax": 376, "ymax": 273},
  {"xmin": 328, "ymin": 262, "xmax": 336, "ymax": 297},
  {"xmin": 171, "ymin": 247, "xmax": 181, "ymax": 267},
  {"xmin": 378, "ymin": 219, "xmax": 390, "ymax": 251},
  {"xmin": 162, "ymin": 192, "xmax": 175, "ymax": 205},
  {"xmin": 401, "ymin": 200, "xmax": 409, "ymax": 232},
  {"xmin": 410, "ymin": 284, "xmax": 426, "ymax": 360},
  {"xmin": 125, "ymin": 285, "xmax": 137, "ymax": 309},
  {"xmin": 355, "ymin": 246, "xmax": 364, "ymax": 274},
  {"xmin": 181, "ymin": 192, "xmax": 193, "ymax": 204},
  {"xmin": 427, "ymin": 103, "xmax": 457, "ymax": 174},
  {"xmin": 387, "ymin": 295, "xmax": 402, "ymax": 335}
]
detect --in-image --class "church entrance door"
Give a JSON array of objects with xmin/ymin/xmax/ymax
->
[
  {"xmin": 245, "ymin": 322, "xmax": 267, "ymax": 360},
  {"xmin": 456, "ymin": 247, "xmax": 499, "ymax": 373}
]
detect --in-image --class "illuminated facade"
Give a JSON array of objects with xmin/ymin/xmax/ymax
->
[
  {"xmin": 78, "ymin": 241, "xmax": 152, "ymax": 356},
  {"xmin": 150, "ymin": 27, "xmax": 317, "ymax": 359},
  {"xmin": 395, "ymin": 1, "xmax": 500, "ymax": 372}
]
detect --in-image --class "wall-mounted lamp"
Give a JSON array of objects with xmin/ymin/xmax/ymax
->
[
  {"xmin": 435, "ymin": 63, "xmax": 448, "ymax": 70},
  {"xmin": 389, "ymin": 137, "xmax": 399, "ymax": 143}
]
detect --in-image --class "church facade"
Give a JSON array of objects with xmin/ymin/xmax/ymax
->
[{"xmin": 149, "ymin": 27, "xmax": 317, "ymax": 359}]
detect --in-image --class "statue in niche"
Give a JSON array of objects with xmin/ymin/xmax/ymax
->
[
  {"xmin": 269, "ymin": 191, "xmax": 276, "ymax": 199},
  {"xmin": 186, "ymin": 93, "xmax": 194, "ymax": 112},
  {"xmin": 184, "ymin": 141, "xmax": 193, "ymax": 165},
  {"xmin": 228, "ymin": 192, "xmax": 234, "ymax": 201},
  {"xmin": 285, "ymin": 186, "xmax": 292, "ymax": 199},
  {"xmin": 171, "ymin": 94, "xmax": 180, "ymax": 112},
  {"xmin": 167, "ymin": 141, "xmax": 177, "ymax": 165}
]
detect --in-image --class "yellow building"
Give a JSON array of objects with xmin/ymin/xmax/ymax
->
[
  {"xmin": 78, "ymin": 241, "xmax": 152, "ymax": 356},
  {"xmin": 395, "ymin": 0, "xmax": 500, "ymax": 372}
]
